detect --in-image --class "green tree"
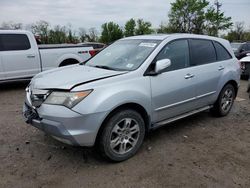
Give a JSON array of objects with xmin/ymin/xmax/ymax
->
[
  {"xmin": 157, "ymin": 22, "xmax": 175, "ymax": 33},
  {"xmin": 168, "ymin": 0, "xmax": 208, "ymax": 33},
  {"xmin": 168, "ymin": 0, "xmax": 232, "ymax": 35},
  {"xmin": 124, "ymin": 18, "xmax": 136, "ymax": 37},
  {"xmin": 48, "ymin": 25, "xmax": 67, "ymax": 44},
  {"xmin": 100, "ymin": 22, "xmax": 123, "ymax": 43},
  {"xmin": 205, "ymin": 6, "xmax": 233, "ymax": 36},
  {"xmin": 135, "ymin": 19, "xmax": 154, "ymax": 35}
]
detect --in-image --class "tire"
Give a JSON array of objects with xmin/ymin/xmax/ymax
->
[
  {"xmin": 211, "ymin": 84, "xmax": 235, "ymax": 117},
  {"xmin": 98, "ymin": 109, "xmax": 145, "ymax": 162}
]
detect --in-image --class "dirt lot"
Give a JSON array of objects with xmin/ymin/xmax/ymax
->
[{"xmin": 0, "ymin": 80, "xmax": 250, "ymax": 188}]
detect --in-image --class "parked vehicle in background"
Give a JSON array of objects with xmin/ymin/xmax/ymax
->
[
  {"xmin": 0, "ymin": 30, "xmax": 95, "ymax": 82},
  {"xmin": 231, "ymin": 42, "xmax": 242, "ymax": 53},
  {"xmin": 78, "ymin": 42, "xmax": 106, "ymax": 57},
  {"xmin": 239, "ymin": 54, "xmax": 250, "ymax": 80},
  {"xmin": 23, "ymin": 34, "xmax": 240, "ymax": 161},
  {"xmin": 231, "ymin": 42, "xmax": 250, "ymax": 59}
]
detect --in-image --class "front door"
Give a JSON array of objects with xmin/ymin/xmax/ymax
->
[
  {"xmin": 0, "ymin": 33, "xmax": 40, "ymax": 80},
  {"xmin": 150, "ymin": 39, "xmax": 197, "ymax": 123}
]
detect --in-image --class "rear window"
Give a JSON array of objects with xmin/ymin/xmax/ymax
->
[
  {"xmin": 214, "ymin": 41, "xmax": 232, "ymax": 61},
  {"xmin": 0, "ymin": 34, "xmax": 31, "ymax": 51},
  {"xmin": 190, "ymin": 39, "xmax": 216, "ymax": 66}
]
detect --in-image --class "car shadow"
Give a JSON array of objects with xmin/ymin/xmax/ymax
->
[{"xmin": 39, "ymin": 111, "xmax": 212, "ymax": 165}]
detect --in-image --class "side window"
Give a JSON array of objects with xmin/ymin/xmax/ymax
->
[
  {"xmin": 0, "ymin": 34, "xmax": 31, "ymax": 51},
  {"xmin": 190, "ymin": 39, "xmax": 216, "ymax": 66},
  {"xmin": 241, "ymin": 44, "xmax": 247, "ymax": 52},
  {"xmin": 156, "ymin": 39, "xmax": 189, "ymax": 72},
  {"xmin": 247, "ymin": 44, "xmax": 250, "ymax": 51},
  {"xmin": 214, "ymin": 41, "xmax": 232, "ymax": 61}
]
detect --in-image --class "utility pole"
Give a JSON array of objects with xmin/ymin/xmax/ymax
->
[{"xmin": 214, "ymin": 0, "xmax": 222, "ymax": 36}]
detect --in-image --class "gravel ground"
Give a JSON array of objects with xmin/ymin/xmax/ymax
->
[{"xmin": 0, "ymin": 80, "xmax": 250, "ymax": 188}]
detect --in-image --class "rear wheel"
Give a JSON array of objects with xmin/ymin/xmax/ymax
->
[
  {"xmin": 98, "ymin": 109, "xmax": 145, "ymax": 162},
  {"xmin": 211, "ymin": 84, "xmax": 235, "ymax": 117}
]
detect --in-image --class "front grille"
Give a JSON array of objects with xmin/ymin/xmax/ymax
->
[
  {"xmin": 31, "ymin": 94, "xmax": 47, "ymax": 107},
  {"xmin": 27, "ymin": 88, "xmax": 50, "ymax": 108}
]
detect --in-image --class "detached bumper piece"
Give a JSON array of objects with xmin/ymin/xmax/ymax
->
[{"xmin": 23, "ymin": 103, "xmax": 40, "ymax": 124}]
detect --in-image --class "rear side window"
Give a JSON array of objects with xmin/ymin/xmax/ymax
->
[
  {"xmin": 156, "ymin": 39, "xmax": 190, "ymax": 72},
  {"xmin": 0, "ymin": 34, "xmax": 31, "ymax": 51},
  {"xmin": 190, "ymin": 39, "xmax": 216, "ymax": 66},
  {"xmin": 214, "ymin": 41, "xmax": 232, "ymax": 61}
]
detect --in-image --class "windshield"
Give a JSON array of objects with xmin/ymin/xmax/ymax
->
[{"xmin": 85, "ymin": 39, "xmax": 160, "ymax": 71}]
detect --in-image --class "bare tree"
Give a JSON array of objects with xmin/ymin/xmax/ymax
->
[
  {"xmin": 78, "ymin": 27, "xmax": 87, "ymax": 42},
  {"xmin": 31, "ymin": 20, "xmax": 50, "ymax": 44},
  {"xmin": 1, "ymin": 21, "xmax": 23, "ymax": 30},
  {"xmin": 235, "ymin": 22, "xmax": 245, "ymax": 40},
  {"xmin": 87, "ymin": 28, "xmax": 98, "ymax": 42}
]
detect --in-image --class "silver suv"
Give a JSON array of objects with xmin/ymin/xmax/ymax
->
[{"xmin": 23, "ymin": 34, "xmax": 240, "ymax": 161}]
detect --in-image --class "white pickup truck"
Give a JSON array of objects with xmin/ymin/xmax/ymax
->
[{"xmin": 0, "ymin": 30, "xmax": 95, "ymax": 82}]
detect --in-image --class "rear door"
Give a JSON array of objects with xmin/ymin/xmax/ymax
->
[
  {"xmin": 150, "ymin": 39, "xmax": 198, "ymax": 122},
  {"xmin": 0, "ymin": 33, "xmax": 40, "ymax": 80},
  {"xmin": 189, "ymin": 39, "xmax": 223, "ymax": 108}
]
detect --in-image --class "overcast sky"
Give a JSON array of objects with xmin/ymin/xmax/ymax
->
[{"xmin": 1, "ymin": 0, "xmax": 250, "ymax": 32}]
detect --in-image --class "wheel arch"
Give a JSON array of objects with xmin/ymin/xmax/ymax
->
[
  {"xmin": 59, "ymin": 58, "xmax": 79, "ymax": 67},
  {"xmin": 224, "ymin": 80, "xmax": 239, "ymax": 98},
  {"xmin": 94, "ymin": 102, "xmax": 151, "ymax": 145}
]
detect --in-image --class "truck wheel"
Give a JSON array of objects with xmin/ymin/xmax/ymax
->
[
  {"xmin": 211, "ymin": 84, "xmax": 235, "ymax": 117},
  {"xmin": 98, "ymin": 109, "xmax": 145, "ymax": 162}
]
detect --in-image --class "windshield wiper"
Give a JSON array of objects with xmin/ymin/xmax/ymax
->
[{"xmin": 94, "ymin": 65, "xmax": 113, "ymax": 70}]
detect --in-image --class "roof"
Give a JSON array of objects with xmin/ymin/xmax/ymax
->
[
  {"xmin": 121, "ymin": 34, "xmax": 170, "ymax": 41},
  {"xmin": 121, "ymin": 33, "xmax": 228, "ymax": 42}
]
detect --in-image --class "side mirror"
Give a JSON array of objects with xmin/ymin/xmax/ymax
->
[{"xmin": 155, "ymin": 59, "xmax": 171, "ymax": 74}]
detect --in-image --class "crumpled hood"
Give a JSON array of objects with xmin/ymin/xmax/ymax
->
[{"xmin": 31, "ymin": 65, "xmax": 126, "ymax": 90}]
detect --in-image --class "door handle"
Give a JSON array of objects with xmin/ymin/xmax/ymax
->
[
  {"xmin": 218, "ymin": 66, "xmax": 225, "ymax": 71},
  {"xmin": 27, "ymin": 54, "xmax": 36, "ymax": 58},
  {"xmin": 184, "ymin": 73, "xmax": 195, "ymax": 79}
]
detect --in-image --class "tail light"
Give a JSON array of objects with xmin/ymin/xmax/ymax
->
[{"xmin": 89, "ymin": 50, "xmax": 97, "ymax": 57}]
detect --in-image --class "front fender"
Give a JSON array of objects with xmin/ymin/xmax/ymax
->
[{"xmin": 72, "ymin": 76, "xmax": 152, "ymax": 116}]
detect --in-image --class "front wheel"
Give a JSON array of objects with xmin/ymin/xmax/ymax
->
[
  {"xmin": 98, "ymin": 109, "xmax": 145, "ymax": 162},
  {"xmin": 211, "ymin": 84, "xmax": 235, "ymax": 117}
]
